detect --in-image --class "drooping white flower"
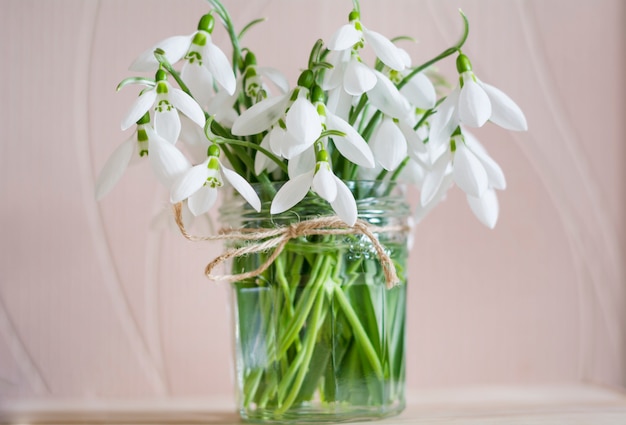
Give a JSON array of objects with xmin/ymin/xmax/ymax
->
[
  {"xmin": 130, "ymin": 14, "xmax": 236, "ymax": 98},
  {"xmin": 270, "ymin": 150, "xmax": 358, "ymax": 225},
  {"xmin": 419, "ymin": 129, "xmax": 506, "ymax": 228},
  {"xmin": 429, "ymin": 53, "xmax": 527, "ymax": 153},
  {"xmin": 369, "ymin": 117, "xmax": 426, "ymax": 171},
  {"xmin": 121, "ymin": 70, "xmax": 206, "ymax": 145},
  {"xmin": 96, "ymin": 120, "xmax": 191, "ymax": 200},
  {"xmin": 327, "ymin": 10, "xmax": 408, "ymax": 72},
  {"xmin": 170, "ymin": 145, "xmax": 261, "ymax": 216}
]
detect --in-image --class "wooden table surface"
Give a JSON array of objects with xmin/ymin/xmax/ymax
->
[{"xmin": 2, "ymin": 384, "xmax": 626, "ymax": 424}]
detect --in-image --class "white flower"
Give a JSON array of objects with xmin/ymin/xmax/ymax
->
[
  {"xmin": 130, "ymin": 14, "xmax": 236, "ymax": 98},
  {"xmin": 170, "ymin": 146, "xmax": 261, "ymax": 216},
  {"xmin": 420, "ymin": 129, "xmax": 506, "ymax": 228},
  {"xmin": 429, "ymin": 54, "xmax": 527, "ymax": 154},
  {"xmin": 96, "ymin": 122, "xmax": 191, "ymax": 200},
  {"xmin": 121, "ymin": 71, "xmax": 206, "ymax": 145},
  {"xmin": 327, "ymin": 12, "xmax": 408, "ymax": 72},
  {"xmin": 270, "ymin": 151, "xmax": 358, "ymax": 226},
  {"xmin": 370, "ymin": 117, "xmax": 426, "ymax": 171}
]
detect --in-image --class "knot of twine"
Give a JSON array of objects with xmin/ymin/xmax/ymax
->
[{"xmin": 173, "ymin": 203, "xmax": 406, "ymax": 288}]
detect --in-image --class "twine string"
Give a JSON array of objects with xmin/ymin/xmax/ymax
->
[{"xmin": 173, "ymin": 203, "xmax": 406, "ymax": 288}]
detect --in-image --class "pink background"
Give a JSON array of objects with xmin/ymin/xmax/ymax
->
[{"xmin": 1, "ymin": 0, "xmax": 625, "ymax": 406}]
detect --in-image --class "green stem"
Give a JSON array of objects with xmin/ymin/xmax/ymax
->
[{"xmin": 332, "ymin": 282, "xmax": 384, "ymax": 381}]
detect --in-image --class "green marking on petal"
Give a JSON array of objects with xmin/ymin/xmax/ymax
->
[
  {"xmin": 185, "ymin": 50, "xmax": 203, "ymax": 65},
  {"xmin": 192, "ymin": 31, "xmax": 207, "ymax": 46},
  {"xmin": 156, "ymin": 81, "xmax": 169, "ymax": 94}
]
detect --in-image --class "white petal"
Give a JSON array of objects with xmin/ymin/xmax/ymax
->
[
  {"xmin": 95, "ymin": 138, "xmax": 135, "ymax": 200},
  {"xmin": 312, "ymin": 165, "xmax": 337, "ymax": 202},
  {"xmin": 129, "ymin": 35, "xmax": 192, "ymax": 72},
  {"xmin": 327, "ymin": 24, "xmax": 361, "ymax": 51},
  {"xmin": 154, "ymin": 108, "xmax": 181, "ymax": 144},
  {"xmin": 326, "ymin": 112, "xmax": 375, "ymax": 168},
  {"xmin": 458, "ymin": 76, "xmax": 491, "ymax": 127},
  {"xmin": 330, "ymin": 176, "xmax": 357, "ymax": 226},
  {"xmin": 121, "ymin": 89, "xmax": 156, "ymax": 131},
  {"xmin": 344, "ymin": 59, "xmax": 376, "ymax": 96},
  {"xmin": 400, "ymin": 72, "xmax": 436, "ymax": 110},
  {"xmin": 205, "ymin": 41, "xmax": 237, "ymax": 95},
  {"xmin": 363, "ymin": 29, "xmax": 406, "ymax": 71},
  {"xmin": 464, "ymin": 132, "xmax": 506, "ymax": 190},
  {"xmin": 258, "ymin": 67, "xmax": 290, "ymax": 94},
  {"xmin": 170, "ymin": 162, "xmax": 210, "ymax": 203},
  {"xmin": 147, "ymin": 131, "xmax": 191, "ymax": 187},
  {"xmin": 398, "ymin": 120, "xmax": 427, "ymax": 159},
  {"xmin": 181, "ymin": 61, "xmax": 213, "ymax": 108},
  {"xmin": 398, "ymin": 47, "xmax": 412, "ymax": 68},
  {"xmin": 286, "ymin": 97, "xmax": 321, "ymax": 144},
  {"xmin": 453, "ymin": 142, "xmax": 488, "ymax": 197},
  {"xmin": 221, "ymin": 163, "xmax": 261, "ymax": 212},
  {"xmin": 420, "ymin": 152, "xmax": 451, "ymax": 206},
  {"xmin": 231, "ymin": 94, "xmax": 289, "ymax": 136},
  {"xmin": 326, "ymin": 86, "xmax": 352, "ymax": 120},
  {"xmin": 321, "ymin": 50, "xmax": 348, "ymax": 91},
  {"xmin": 467, "ymin": 188, "xmax": 499, "ymax": 229},
  {"xmin": 479, "ymin": 81, "xmax": 528, "ymax": 131},
  {"xmin": 368, "ymin": 71, "xmax": 412, "ymax": 119},
  {"xmin": 188, "ymin": 186, "xmax": 218, "ymax": 216},
  {"xmin": 288, "ymin": 147, "xmax": 315, "ymax": 178},
  {"xmin": 428, "ymin": 86, "xmax": 459, "ymax": 155},
  {"xmin": 168, "ymin": 87, "xmax": 206, "ymax": 128},
  {"xmin": 370, "ymin": 118, "xmax": 407, "ymax": 171},
  {"xmin": 254, "ymin": 133, "xmax": 278, "ymax": 175},
  {"xmin": 270, "ymin": 171, "xmax": 314, "ymax": 214},
  {"xmin": 415, "ymin": 174, "xmax": 453, "ymax": 223}
]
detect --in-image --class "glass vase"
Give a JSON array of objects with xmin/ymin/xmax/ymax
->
[{"xmin": 219, "ymin": 181, "xmax": 409, "ymax": 424}]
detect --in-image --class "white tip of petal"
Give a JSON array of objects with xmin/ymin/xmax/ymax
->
[
  {"xmin": 170, "ymin": 162, "xmax": 210, "ymax": 204},
  {"xmin": 286, "ymin": 98, "xmax": 322, "ymax": 144},
  {"xmin": 420, "ymin": 152, "xmax": 451, "ymax": 206},
  {"xmin": 270, "ymin": 171, "xmax": 314, "ymax": 214},
  {"xmin": 121, "ymin": 89, "xmax": 157, "ymax": 131},
  {"xmin": 467, "ymin": 188, "xmax": 499, "ymax": 229},
  {"xmin": 464, "ymin": 131, "xmax": 506, "ymax": 190},
  {"xmin": 330, "ymin": 176, "xmax": 358, "ymax": 226},
  {"xmin": 328, "ymin": 24, "xmax": 361, "ymax": 51},
  {"xmin": 312, "ymin": 165, "xmax": 337, "ymax": 203},
  {"xmin": 458, "ymin": 77, "xmax": 491, "ymax": 127},
  {"xmin": 231, "ymin": 94, "xmax": 289, "ymax": 136},
  {"xmin": 221, "ymin": 163, "xmax": 261, "ymax": 212},
  {"xmin": 254, "ymin": 134, "xmax": 278, "ymax": 176},
  {"xmin": 258, "ymin": 67, "xmax": 290, "ymax": 94},
  {"xmin": 343, "ymin": 59, "xmax": 377, "ymax": 96},
  {"xmin": 205, "ymin": 42, "xmax": 237, "ymax": 95},
  {"xmin": 453, "ymin": 142, "xmax": 488, "ymax": 198},
  {"xmin": 363, "ymin": 29, "xmax": 406, "ymax": 71},
  {"xmin": 188, "ymin": 186, "xmax": 218, "ymax": 216},
  {"xmin": 95, "ymin": 138, "xmax": 136, "ymax": 200},
  {"xmin": 479, "ymin": 81, "xmax": 528, "ymax": 131},
  {"xmin": 181, "ymin": 62, "xmax": 214, "ymax": 109}
]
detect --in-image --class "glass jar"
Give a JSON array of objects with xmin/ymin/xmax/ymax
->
[{"xmin": 219, "ymin": 181, "xmax": 410, "ymax": 424}]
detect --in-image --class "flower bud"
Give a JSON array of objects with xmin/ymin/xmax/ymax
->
[
  {"xmin": 197, "ymin": 13, "xmax": 215, "ymax": 33},
  {"xmin": 207, "ymin": 144, "xmax": 221, "ymax": 158},
  {"xmin": 297, "ymin": 70, "xmax": 315, "ymax": 89},
  {"xmin": 456, "ymin": 53, "xmax": 473, "ymax": 74}
]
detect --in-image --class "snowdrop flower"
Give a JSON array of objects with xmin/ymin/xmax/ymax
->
[
  {"xmin": 170, "ymin": 145, "xmax": 261, "ymax": 216},
  {"xmin": 130, "ymin": 14, "xmax": 236, "ymax": 101},
  {"xmin": 271, "ymin": 150, "xmax": 358, "ymax": 226},
  {"xmin": 327, "ymin": 10, "xmax": 408, "ymax": 72},
  {"xmin": 429, "ymin": 53, "xmax": 527, "ymax": 154},
  {"xmin": 420, "ymin": 128, "xmax": 505, "ymax": 228},
  {"xmin": 370, "ymin": 116, "xmax": 426, "ymax": 171},
  {"xmin": 96, "ymin": 114, "xmax": 191, "ymax": 200},
  {"xmin": 121, "ymin": 69, "xmax": 206, "ymax": 145}
]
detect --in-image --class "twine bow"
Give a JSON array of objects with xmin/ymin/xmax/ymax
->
[{"xmin": 173, "ymin": 203, "xmax": 405, "ymax": 288}]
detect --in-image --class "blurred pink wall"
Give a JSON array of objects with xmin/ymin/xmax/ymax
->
[{"xmin": 1, "ymin": 0, "xmax": 625, "ymax": 405}]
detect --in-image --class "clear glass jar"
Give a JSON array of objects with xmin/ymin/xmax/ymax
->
[{"xmin": 220, "ymin": 181, "xmax": 409, "ymax": 424}]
